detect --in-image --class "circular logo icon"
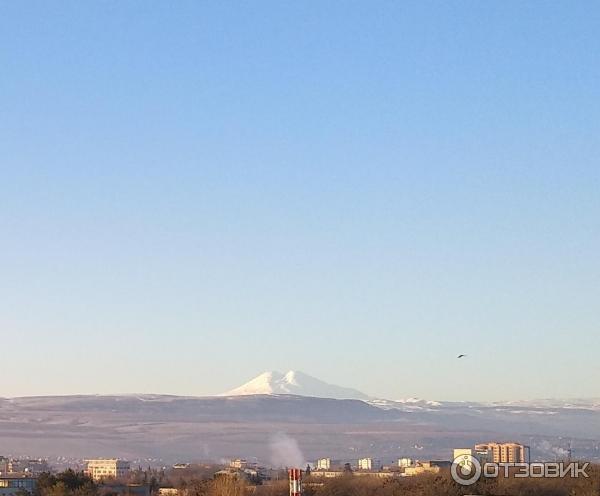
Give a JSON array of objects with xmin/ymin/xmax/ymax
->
[{"xmin": 451, "ymin": 455, "xmax": 482, "ymax": 486}]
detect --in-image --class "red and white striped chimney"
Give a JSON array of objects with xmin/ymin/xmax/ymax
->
[{"xmin": 288, "ymin": 468, "xmax": 302, "ymax": 496}]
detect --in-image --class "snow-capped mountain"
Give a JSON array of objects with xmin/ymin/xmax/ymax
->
[
  {"xmin": 1, "ymin": 377, "xmax": 599, "ymax": 462},
  {"xmin": 220, "ymin": 371, "xmax": 600, "ymax": 414},
  {"xmin": 220, "ymin": 370, "xmax": 370, "ymax": 400}
]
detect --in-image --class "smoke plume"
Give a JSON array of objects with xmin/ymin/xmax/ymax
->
[
  {"xmin": 537, "ymin": 440, "xmax": 570, "ymax": 459},
  {"xmin": 269, "ymin": 432, "xmax": 305, "ymax": 468}
]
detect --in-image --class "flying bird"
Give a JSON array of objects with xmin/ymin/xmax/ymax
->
[{"xmin": 457, "ymin": 354, "xmax": 467, "ymax": 358}]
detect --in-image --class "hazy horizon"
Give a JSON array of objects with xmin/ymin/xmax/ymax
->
[{"xmin": 2, "ymin": 2, "xmax": 599, "ymax": 401}]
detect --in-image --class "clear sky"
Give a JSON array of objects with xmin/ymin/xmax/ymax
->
[{"xmin": 1, "ymin": 1, "xmax": 599, "ymax": 401}]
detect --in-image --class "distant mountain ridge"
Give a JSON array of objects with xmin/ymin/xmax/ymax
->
[
  {"xmin": 220, "ymin": 370, "xmax": 371, "ymax": 400},
  {"xmin": 1, "ymin": 370, "xmax": 599, "ymax": 463},
  {"xmin": 1, "ymin": 392, "xmax": 599, "ymax": 463}
]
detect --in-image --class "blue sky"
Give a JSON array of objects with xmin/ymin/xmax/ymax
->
[{"xmin": 1, "ymin": 1, "xmax": 599, "ymax": 400}]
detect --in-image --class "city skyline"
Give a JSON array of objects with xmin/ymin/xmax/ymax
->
[{"xmin": 1, "ymin": 2, "xmax": 599, "ymax": 400}]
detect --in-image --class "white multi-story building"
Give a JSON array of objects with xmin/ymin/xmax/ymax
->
[
  {"xmin": 229, "ymin": 459, "xmax": 248, "ymax": 469},
  {"xmin": 398, "ymin": 458, "xmax": 413, "ymax": 468},
  {"xmin": 357, "ymin": 458, "xmax": 380, "ymax": 470},
  {"xmin": 85, "ymin": 459, "xmax": 130, "ymax": 480},
  {"xmin": 316, "ymin": 458, "xmax": 331, "ymax": 470}
]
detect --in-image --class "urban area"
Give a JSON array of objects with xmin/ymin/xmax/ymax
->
[{"xmin": 1, "ymin": 441, "xmax": 597, "ymax": 496}]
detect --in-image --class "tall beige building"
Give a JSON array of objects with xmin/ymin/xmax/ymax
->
[
  {"xmin": 85, "ymin": 459, "xmax": 130, "ymax": 480},
  {"xmin": 474, "ymin": 443, "xmax": 530, "ymax": 463}
]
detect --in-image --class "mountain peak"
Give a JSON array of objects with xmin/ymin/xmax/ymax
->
[{"xmin": 220, "ymin": 370, "xmax": 370, "ymax": 400}]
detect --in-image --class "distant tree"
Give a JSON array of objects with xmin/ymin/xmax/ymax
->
[
  {"xmin": 35, "ymin": 473, "xmax": 58, "ymax": 496},
  {"xmin": 185, "ymin": 479, "xmax": 211, "ymax": 496},
  {"xmin": 56, "ymin": 469, "xmax": 94, "ymax": 491},
  {"xmin": 46, "ymin": 481, "xmax": 69, "ymax": 496},
  {"xmin": 343, "ymin": 463, "xmax": 353, "ymax": 474},
  {"xmin": 34, "ymin": 470, "xmax": 96, "ymax": 496},
  {"xmin": 210, "ymin": 476, "xmax": 245, "ymax": 496},
  {"xmin": 149, "ymin": 476, "xmax": 159, "ymax": 494},
  {"xmin": 304, "ymin": 465, "xmax": 311, "ymax": 477}
]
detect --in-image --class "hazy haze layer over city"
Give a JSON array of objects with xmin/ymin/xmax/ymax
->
[{"xmin": 1, "ymin": 2, "xmax": 599, "ymax": 401}]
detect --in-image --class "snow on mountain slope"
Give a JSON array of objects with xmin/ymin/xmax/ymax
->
[
  {"xmin": 220, "ymin": 370, "xmax": 370, "ymax": 400},
  {"xmin": 368, "ymin": 397, "xmax": 443, "ymax": 411},
  {"xmin": 219, "ymin": 370, "xmax": 600, "ymax": 413}
]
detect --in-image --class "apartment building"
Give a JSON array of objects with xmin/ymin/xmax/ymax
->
[
  {"xmin": 85, "ymin": 459, "xmax": 130, "ymax": 481},
  {"xmin": 357, "ymin": 458, "xmax": 381, "ymax": 470},
  {"xmin": 474, "ymin": 442, "xmax": 530, "ymax": 463}
]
